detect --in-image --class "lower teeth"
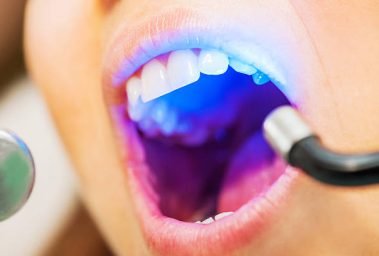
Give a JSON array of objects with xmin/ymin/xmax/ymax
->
[{"xmin": 196, "ymin": 212, "xmax": 234, "ymax": 224}]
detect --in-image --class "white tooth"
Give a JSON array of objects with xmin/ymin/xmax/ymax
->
[
  {"xmin": 160, "ymin": 110, "xmax": 178, "ymax": 136},
  {"xmin": 229, "ymin": 59, "xmax": 257, "ymax": 75},
  {"xmin": 253, "ymin": 71, "xmax": 270, "ymax": 85},
  {"xmin": 126, "ymin": 77, "xmax": 142, "ymax": 107},
  {"xmin": 128, "ymin": 103, "xmax": 142, "ymax": 121},
  {"xmin": 201, "ymin": 217, "xmax": 214, "ymax": 224},
  {"xmin": 128, "ymin": 98, "xmax": 149, "ymax": 122},
  {"xmin": 151, "ymin": 101, "xmax": 168, "ymax": 125},
  {"xmin": 167, "ymin": 50, "xmax": 200, "ymax": 90},
  {"xmin": 214, "ymin": 212, "xmax": 233, "ymax": 221},
  {"xmin": 198, "ymin": 49, "xmax": 229, "ymax": 75},
  {"xmin": 141, "ymin": 59, "xmax": 170, "ymax": 102}
]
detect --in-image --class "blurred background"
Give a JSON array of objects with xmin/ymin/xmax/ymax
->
[{"xmin": 0, "ymin": 0, "xmax": 111, "ymax": 255}]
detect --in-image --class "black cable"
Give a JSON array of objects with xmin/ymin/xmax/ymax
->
[{"xmin": 289, "ymin": 136, "xmax": 379, "ymax": 186}]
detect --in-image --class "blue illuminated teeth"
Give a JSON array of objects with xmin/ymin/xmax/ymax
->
[
  {"xmin": 125, "ymin": 48, "xmax": 272, "ymax": 107},
  {"xmin": 160, "ymin": 110, "xmax": 178, "ymax": 136},
  {"xmin": 127, "ymin": 98, "xmax": 152, "ymax": 122},
  {"xmin": 253, "ymin": 71, "xmax": 270, "ymax": 85},
  {"xmin": 198, "ymin": 50, "xmax": 229, "ymax": 75},
  {"xmin": 229, "ymin": 59, "xmax": 271, "ymax": 85},
  {"xmin": 150, "ymin": 101, "xmax": 168, "ymax": 124},
  {"xmin": 176, "ymin": 120, "xmax": 208, "ymax": 146},
  {"xmin": 150, "ymin": 101, "xmax": 178, "ymax": 136},
  {"xmin": 125, "ymin": 48, "xmax": 273, "ymax": 144},
  {"xmin": 128, "ymin": 98, "xmax": 177, "ymax": 136},
  {"xmin": 229, "ymin": 59, "xmax": 257, "ymax": 75}
]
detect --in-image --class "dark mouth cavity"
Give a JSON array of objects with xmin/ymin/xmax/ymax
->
[{"xmin": 131, "ymin": 68, "xmax": 289, "ymax": 222}]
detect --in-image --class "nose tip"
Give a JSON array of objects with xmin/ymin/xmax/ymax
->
[{"xmin": 0, "ymin": 130, "xmax": 35, "ymax": 221}]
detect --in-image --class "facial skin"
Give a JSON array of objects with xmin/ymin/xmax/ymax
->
[{"xmin": 25, "ymin": 1, "xmax": 379, "ymax": 255}]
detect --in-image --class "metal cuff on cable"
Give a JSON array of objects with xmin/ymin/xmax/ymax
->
[
  {"xmin": 263, "ymin": 106, "xmax": 379, "ymax": 186},
  {"xmin": 263, "ymin": 105, "xmax": 314, "ymax": 161}
]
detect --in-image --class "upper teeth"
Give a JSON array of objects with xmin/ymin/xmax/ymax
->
[
  {"xmin": 198, "ymin": 49, "xmax": 229, "ymax": 75},
  {"xmin": 167, "ymin": 50, "xmax": 200, "ymax": 92},
  {"xmin": 229, "ymin": 59, "xmax": 257, "ymax": 75},
  {"xmin": 140, "ymin": 59, "xmax": 171, "ymax": 103},
  {"xmin": 126, "ymin": 77, "xmax": 142, "ymax": 106},
  {"xmin": 126, "ymin": 48, "xmax": 270, "ymax": 105},
  {"xmin": 253, "ymin": 71, "xmax": 270, "ymax": 85}
]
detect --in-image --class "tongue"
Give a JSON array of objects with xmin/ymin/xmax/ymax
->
[{"xmin": 218, "ymin": 132, "xmax": 286, "ymax": 213}]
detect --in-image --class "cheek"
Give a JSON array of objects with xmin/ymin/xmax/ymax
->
[
  {"xmin": 25, "ymin": 0, "xmax": 118, "ymax": 196},
  {"xmin": 25, "ymin": 0, "xmax": 148, "ymax": 253},
  {"xmin": 25, "ymin": 0, "xmax": 103, "ymax": 154},
  {"xmin": 290, "ymin": 0, "xmax": 379, "ymax": 152}
]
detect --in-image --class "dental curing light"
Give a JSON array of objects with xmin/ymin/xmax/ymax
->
[
  {"xmin": 263, "ymin": 106, "xmax": 379, "ymax": 186},
  {"xmin": 0, "ymin": 130, "xmax": 35, "ymax": 221}
]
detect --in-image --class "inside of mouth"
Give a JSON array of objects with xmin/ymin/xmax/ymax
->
[{"xmin": 127, "ymin": 51, "xmax": 290, "ymax": 223}]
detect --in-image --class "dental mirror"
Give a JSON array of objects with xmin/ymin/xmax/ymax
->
[{"xmin": 0, "ymin": 130, "xmax": 35, "ymax": 221}]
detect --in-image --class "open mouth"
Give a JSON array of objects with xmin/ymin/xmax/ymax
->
[
  {"xmin": 103, "ymin": 9, "xmax": 301, "ymax": 255},
  {"xmin": 126, "ymin": 48, "xmax": 290, "ymax": 223}
]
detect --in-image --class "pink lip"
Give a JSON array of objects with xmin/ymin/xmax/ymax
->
[{"xmin": 103, "ymin": 7, "xmax": 300, "ymax": 256}]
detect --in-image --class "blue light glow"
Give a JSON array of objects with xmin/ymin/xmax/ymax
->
[
  {"xmin": 156, "ymin": 68, "xmax": 252, "ymax": 114},
  {"xmin": 136, "ymin": 68, "xmax": 290, "ymax": 143}
]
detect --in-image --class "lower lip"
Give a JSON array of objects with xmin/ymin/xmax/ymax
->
[{"xmin": 111, "ymin": 104, "xmax": 299, "ymax": 255}]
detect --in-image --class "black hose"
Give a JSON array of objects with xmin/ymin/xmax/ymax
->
[{"xmin": 289, "ymin": 136, "xmax": 379, "ymax": 186}]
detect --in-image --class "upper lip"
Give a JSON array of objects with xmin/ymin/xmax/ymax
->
[
  {"xmin": 102, "ymin": 6, "xmax": 300, "ymax": 256},
  {"xmin": 102, "ymin": 7, "xmax": 292, "ymax": 103}
]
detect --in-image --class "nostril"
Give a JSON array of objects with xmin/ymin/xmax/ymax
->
[{"xmin": 101, "ymin": 0, "xmax": 119, "ymax": 11}]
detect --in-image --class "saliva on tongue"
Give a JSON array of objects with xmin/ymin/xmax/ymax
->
[{"xmin": 136, "ymin": 68, "xmax": 289, "ymax": 221}]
